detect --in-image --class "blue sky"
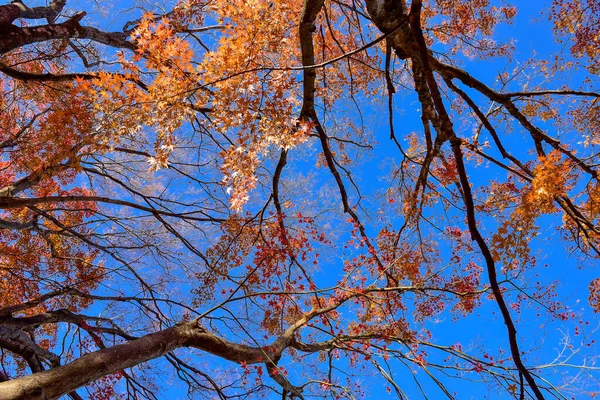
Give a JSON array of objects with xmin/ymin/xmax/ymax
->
[{"xmin": 38, "ymin": 0, "xmax": 600, "ymax": 398}]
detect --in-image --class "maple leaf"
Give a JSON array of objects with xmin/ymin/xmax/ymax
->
[{"xmin": 0, "ymin": 1, "xmax": 599, "ymax": 400}]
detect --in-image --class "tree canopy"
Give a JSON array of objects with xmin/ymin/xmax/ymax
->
[{"xmin": 0, "ymin": 0, "xmax": 599, "ymax": 399}]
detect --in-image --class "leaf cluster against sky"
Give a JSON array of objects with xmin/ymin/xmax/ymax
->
[{"xmin": 0, "ymin": 0, "xmax": 599, "ymax": 399}]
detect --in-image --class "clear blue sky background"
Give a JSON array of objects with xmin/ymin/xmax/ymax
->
[{"xmin": 55, "ymin": 0, "xmax": 600, "ymax": 398}]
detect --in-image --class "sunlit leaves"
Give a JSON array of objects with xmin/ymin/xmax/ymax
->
[
  {"xmin": 529, "ymin": 151, "xmax": 572, "ymax": 212},
  {"xmin": 491, "ymin": 151, "xmax": 573, "ymax": 270},
  {"xmin": 551, "ymin": 0, "xmax": 600, "ymax": 72},
  {"xmin": 1, "ymin": 0, "xmax": 599, "ymax": 398}
]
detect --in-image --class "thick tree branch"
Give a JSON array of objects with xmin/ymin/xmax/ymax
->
[
  {"xmin": 0, "ymin": 11, "xmax": 134, "ymax": 54},
  {"xmin": 299, "ymin": 0, "xmax": 395, "ymax": 285},
  {"xmin": 407, "ymin": 1, "xmax": 545, "ymax": 398},
  {"xmin": 0, "ymin": 0, "xmax": 66, "ymax": 24},
  {"xmin": 0, "ymin": 288, "xmax": 71, "ymax": 317},
  {"xmin": 433, "ymin": 60, "xmax": 598, "ymax": 178},
  {"xmin": 0, "ymin": 321, "xmax": 271, "ymax": 400},
  {"xmin": 0, "ymin": 61, "xmax": 148, "ymax": 90},
  {"xmin": 0, "ymin": 326, "xmax": 60, "ymax": 369},
  {"xmin": 0, "ymin": 217, "xmax": 36, "ymax": 230},
  {"xmin": 0, "ymin": 309, "xmax": 136, "ymax": 340}
]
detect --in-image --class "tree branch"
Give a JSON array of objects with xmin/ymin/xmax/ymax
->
[
  {"xmin": 0, "ymin": 321, "xmax": 273, "ymax": 400},
  {"xmin": 0, "ymin": 11, "xmax": 134, "ymax": 55}
]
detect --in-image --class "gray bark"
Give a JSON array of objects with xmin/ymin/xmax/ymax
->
[
  {"xmin": 0, "ymin": 1, "xmax": 135, "ymax": 55},
  {"xmin": 0, "ymin": 321, "xmax": 272, "ymax": 400}
]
